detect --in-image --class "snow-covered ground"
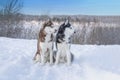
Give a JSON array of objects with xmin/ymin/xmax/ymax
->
[{"xmin": 0, "ymin": 37, "xmax": 120, "ymax": 80}]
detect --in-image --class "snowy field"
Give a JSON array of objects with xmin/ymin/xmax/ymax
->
[{"xmin": 0, "ymin": 37, "xmax": 120, "ymax": 80}]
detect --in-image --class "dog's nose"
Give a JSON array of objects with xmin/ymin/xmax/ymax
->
[
  {"xmin": 74, "ymin": 31, "xmax": 76, "ymax": 34},
  {"xmin": 54, "ymin": 29, "xmax": 57, "ymax": 33}
]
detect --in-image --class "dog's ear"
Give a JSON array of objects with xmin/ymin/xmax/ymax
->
[
  {"xmin": 60, "ymin": 19, "xmax": 69, "ymax": 27},
  {"xmin": 45, "ymin": 19, "xmax": 53, "ymax": 26},
  {"xmin": 65, "ymin": 19, "xmax": 69, "ymax": 25},
  {"xmin": 47, "ymin": 18, "xmax": 50, "ymax": 22}
]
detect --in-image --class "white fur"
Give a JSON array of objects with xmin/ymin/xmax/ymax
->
[
  {"xmin": 55, "ymin": 43, "xmax": 71, "ymax": 65},
  {"xmin": 40, "ymin": 42, "xmax": 53, "ymax": 64},
  {"xmin": 64, "ymin": 26, "xmax": 75, "ymax": 43}
]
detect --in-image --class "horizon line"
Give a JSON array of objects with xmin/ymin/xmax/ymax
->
[{"xmin": 22, "ymin": 13, "xmax": 120, "ymax": 16}]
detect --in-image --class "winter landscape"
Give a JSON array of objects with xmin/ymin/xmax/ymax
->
[{"xmin": 1, "ymin": 0, "xmax": 120, "ymax": 80}]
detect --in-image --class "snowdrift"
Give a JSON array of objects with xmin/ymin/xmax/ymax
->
[{"xmin": 0, "ymin": 37, "xmax": 120, "ymax": 80}]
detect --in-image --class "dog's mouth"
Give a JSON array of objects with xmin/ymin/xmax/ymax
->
[{"xmin": 50, "ymin": 26, "xmax": 54, "ymax": 28}]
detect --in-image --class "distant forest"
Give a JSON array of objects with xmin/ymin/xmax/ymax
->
[{"xmin": 20, "ymin": 14, "xmax": 120, "ymax": 24}]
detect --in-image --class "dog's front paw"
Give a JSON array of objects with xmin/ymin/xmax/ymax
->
[
  {"xmin": 33, "ymin": 54, "xmax": 41, "ymax": 63},
  {"xmin": 49, "ymin": 62, "xmax": 54, "ymax": 65},
  {"xmin": 40, "ymin": 62, "xmax": 45, "ymax": 66},
  {"xmin": 66, "ymin": 62, "xmax": 71, "ymax": 66},
  {"xmin": 55, "ymin": 62, "xmax": 59, "ymax": 65}
]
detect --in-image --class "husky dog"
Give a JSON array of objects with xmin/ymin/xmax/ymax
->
[
  {"xmin": 33, "ymin": 20, "xmax": 57, "ymax": 64},
  {"xmin": 54, "ymin": 20, "xmax": 76, "ymax": 65}
]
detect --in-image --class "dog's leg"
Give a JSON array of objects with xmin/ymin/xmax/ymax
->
[
  {"xmin": 33, "ymin": 37, "xmax": 41, "ymax": 63},
  {"xmin": 33, "ymin": 52, "xmax": 41, "ymax": 63},
  {"xmin": 55, "ymin": 50, "xmax": 60, "ymax": 65},
  {"xmin": 66, "ymin": 44, "xmax": 71, "ymax": 65},
  {"xmin": 41, "ymin": 54, "xmax": 44, "ymax": 65},
  {"xmin": 66, "ymin": 50, "xmax": 71, "ymax": 65},
  {"xmin": 50, "ymin": 48, "xmax": 53, "ymax": 65},
  {"xmin": 41, "ymin": 49, "xmax": 46, "ymax": 65}
]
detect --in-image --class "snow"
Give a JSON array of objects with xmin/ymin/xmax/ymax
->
[{"xmin": 0, "ymin": 37, "xmax": 120, "ymax": 80}]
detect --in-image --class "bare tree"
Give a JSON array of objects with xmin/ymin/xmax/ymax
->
[
  {"xmin": 0, "ymin": 0, "xmax": 23, "ymax": 37},
  {"xmin": 3, "ymin": 0, "xmax": 23, "ymax": 22}
]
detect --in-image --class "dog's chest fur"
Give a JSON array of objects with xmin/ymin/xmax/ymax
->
[{"xmin": 42, "ymin": 27, "xmax": 54, "ymax": 43}]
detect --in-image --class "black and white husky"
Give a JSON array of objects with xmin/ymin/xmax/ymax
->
[{"xmin": 53, "ymin": 20, "xmax": 76, "ymax": 65}]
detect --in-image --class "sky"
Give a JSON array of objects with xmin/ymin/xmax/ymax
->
[{"xmin": 1, "ymin": 0, "xmax": 120, "ymax": 15}]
